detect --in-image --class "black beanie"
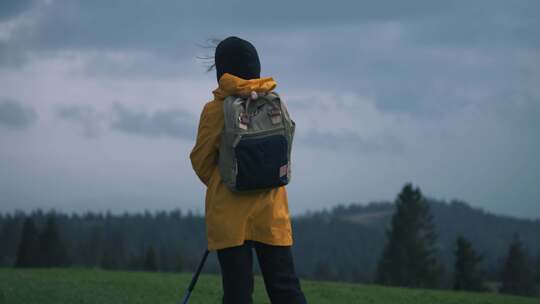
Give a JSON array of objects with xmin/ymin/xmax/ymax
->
[{"xmin": 215, "ymin": 36, "xmax": 261, "ymax": 82}]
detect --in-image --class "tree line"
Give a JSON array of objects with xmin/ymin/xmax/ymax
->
[
  {"xmin": 1, "ymin": 210, "xmax": 207, "ymax": 273},
  {"xmin": 1, "ymin": 184, "xmax": 539, "ymax": 297}
]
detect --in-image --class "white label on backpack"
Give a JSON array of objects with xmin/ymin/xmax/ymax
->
[
  {"xmin": 279, "ymin": 164, "xmax": 288, "ymax": 177},
  {"xmin": 271, "ymin": 115, "xmax": 282, "ymax": 125}
]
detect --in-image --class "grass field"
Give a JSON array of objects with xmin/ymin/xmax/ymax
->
[{"xmin": 0, "ymin": 268, "xmax": 538, "ymax": 304}]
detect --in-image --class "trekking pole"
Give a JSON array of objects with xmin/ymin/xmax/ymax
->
[{"xmin": 180, "ymin": 249, "xmax": 210, "ymax": 304}]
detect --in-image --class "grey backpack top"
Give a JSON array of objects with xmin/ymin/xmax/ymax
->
[{"xmin": 218, "ymin": 91, "xmax": 295, "ymax": 192}]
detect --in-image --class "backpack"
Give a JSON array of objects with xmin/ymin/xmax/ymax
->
[{"xmin": 218, "ymin": 91, "xmax": 295, "ymax": 192}]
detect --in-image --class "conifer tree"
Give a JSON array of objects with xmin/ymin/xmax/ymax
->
[
  {"xmin": 376, "ymin": 183, "xmax": 442, "ymax": 288},
  {"xmin": 143, "ymin": 246, "xmax": 158, "ymax": 272},
  {"xmin": 99, "ymin": 228, "xmax": 129, "ymax": 271},
  {"xmin": 38, "ymin": 217, "xmax": 70, "ymax": 267},
  {"xmin": 536, "ymin": 251, "xmax": 540, "ymax": 284},
  {"xmin": 1, "ymin": 217, "xmax": 20, "ymax": 266},
  {"xmin": 453, "ymin": 236, "xmax": 486, "ymax": 291},
  {"xmin": 499, "ymin": 236, "xmax": 536, "ymax": 296},
  {"xmin": 15, "ymin": 218, "xmax": 39, "ymax": 267}
]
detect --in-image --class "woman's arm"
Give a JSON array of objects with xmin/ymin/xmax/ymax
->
[{"xmin": 190, "ymin": 102, "xmax": 222, "ymax": 186}]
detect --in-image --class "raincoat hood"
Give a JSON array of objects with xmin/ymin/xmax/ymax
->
[{"xmin": 212, "ymin": 73, "xmax": 277, "ymax": 100}]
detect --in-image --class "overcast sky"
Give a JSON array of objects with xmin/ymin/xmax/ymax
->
[{"xmin": 0, "ymin": 0, "xmax": 539, "ymax": 218}]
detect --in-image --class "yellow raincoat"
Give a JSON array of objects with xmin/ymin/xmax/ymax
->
[{"xmin": 190, "ymin": 73, "xmax": 293, "ymax": 250}]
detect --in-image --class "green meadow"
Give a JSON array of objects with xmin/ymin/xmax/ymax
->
[{"xmin": 1, "ymin": 268, "xmax": 539, "ymax": 304}]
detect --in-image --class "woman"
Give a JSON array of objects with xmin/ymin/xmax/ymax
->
[{"xmin": 190, "ymin": 36, "xmax": 307, "ymax": 304}]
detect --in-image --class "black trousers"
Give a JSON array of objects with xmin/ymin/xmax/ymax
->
[{"xmin": 217, "ymin": 240, "xmax": 307, "ymax": 304}]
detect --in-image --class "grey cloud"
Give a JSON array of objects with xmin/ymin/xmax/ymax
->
[
  {"xmin": 406, "ymin": 2, "xmax": 540, "ymax": 49},
  {"xmin": 298, "ymin": 130, "xmax": 404, "ymax": 155},
  {"xmin": 0, "ymin": 42, "xmax": 27, "ymax": 67},
  {"xmin": 111, "ymin": 103, "xmax": 195, "ymax": 140},
  {"xmin": 268, "ymin": 26, "xmax": 539, "ymax": 118},
  {"xmin": 0, "ymin": 99, "xmax": 37, "ymax": 129},
  {"xmin": 56, "ymin": 104, "xmax": 105, "ymax": 138},
  {"xmin": 1, "ymin": 0, "xmax": 539, "ymax": 219},
  {"xmin": 55, "ymin": 103, "xmax": 196, "ymax": 140},
  {"xmin": 81, "ymin": 52, "xmax": 196, "ymax": 79},
  {"xmin": 2, "ymin": 0, "xmax": 453, "ymax": 32},
  {"xmin": 0, "ymin": 0, "xmax": 35, "ymax": 21},
  {"xmin": 3, "ymin": 0, "xmax": 539, "ymax": 115},
  {"xmin": 4, "ymin": 0, "xmax": 538, "ymax": 59}
]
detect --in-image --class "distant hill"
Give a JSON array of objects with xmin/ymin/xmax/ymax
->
[{"xmin": 293, "ymin": 199, "xmax": 540, "ymax": 282}]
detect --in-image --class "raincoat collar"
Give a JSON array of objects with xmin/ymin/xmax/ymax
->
[{"xmin": 212, "ymin": 73, "xmax": 277, "ymax": 100}]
